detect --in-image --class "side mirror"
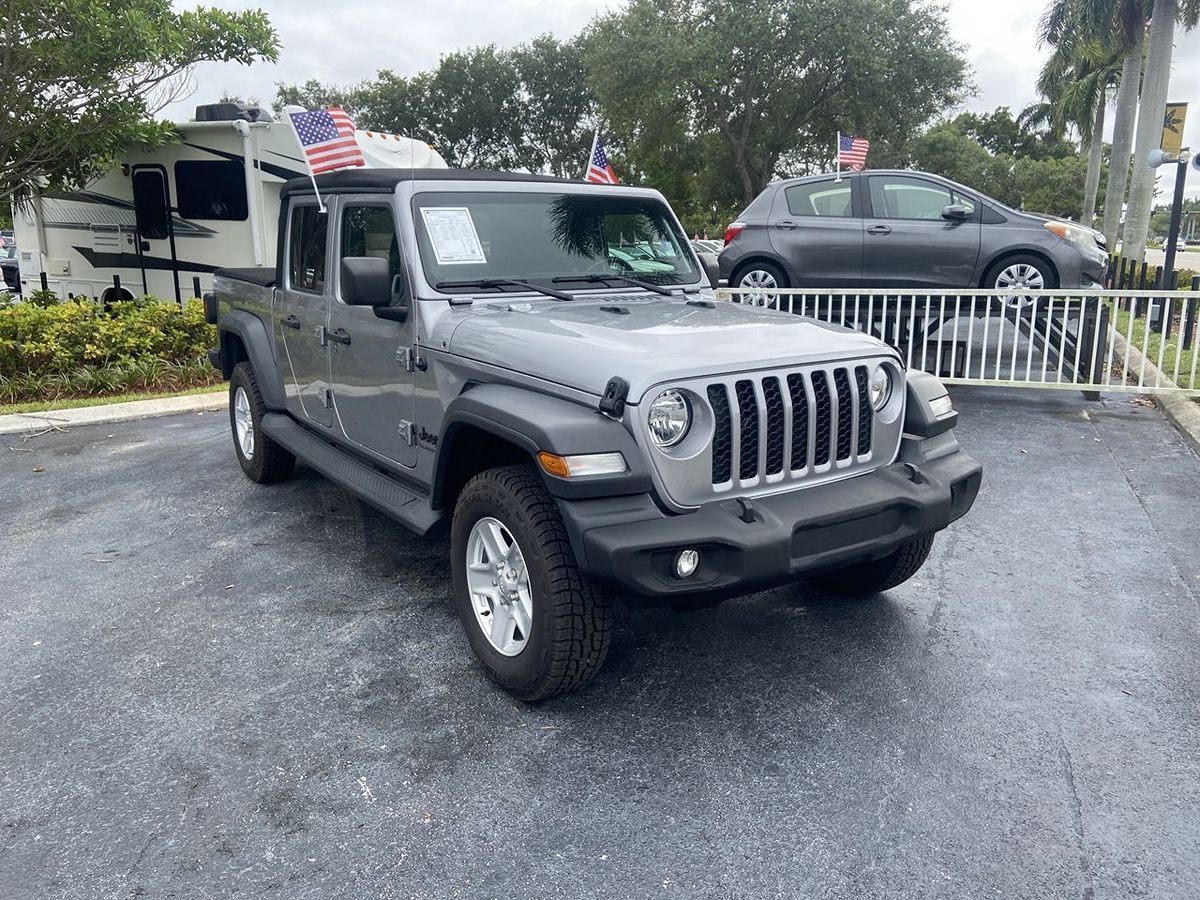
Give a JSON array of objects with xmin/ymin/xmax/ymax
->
[
  {"xmin": 941, "ymin": 204, "xmax": 969, "ymax": 222},
  {"xmin": 340, "ymin": 256, "xmax": 391, "ymax": 306},
  {"xmin": 700, "ymin": 254, "xmax": 721, "ymax": 288}
]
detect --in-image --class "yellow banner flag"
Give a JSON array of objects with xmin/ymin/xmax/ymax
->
[{"xmin": 1161, "ymin": 102, "xmax": 1187, "ymax": 155}]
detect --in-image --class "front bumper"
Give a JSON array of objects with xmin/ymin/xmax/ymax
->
[{"xmin": 558, "ymin": 450, "xmax": 982, "ymax": 602}]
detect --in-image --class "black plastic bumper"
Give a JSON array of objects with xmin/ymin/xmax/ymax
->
[{"xmin": 558, "ymin": 451, "xmax": 982, "ymax": 602}]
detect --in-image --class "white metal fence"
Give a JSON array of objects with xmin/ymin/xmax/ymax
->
[{"xmin": 714, "ymin": 287, "xmax": 1200, "ymax": 397}]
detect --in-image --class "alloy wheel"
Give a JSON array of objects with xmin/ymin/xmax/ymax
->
[{"xmin": 465, "ymin": 516, "xmax": 533, "ymax": 657}]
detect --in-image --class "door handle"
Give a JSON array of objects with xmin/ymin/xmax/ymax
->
[
  {"xmin": 281, "ymin": 314, "xmax": 301, "ymax": 329},
  {"xmin": 866, "ymin": 225, "xmax": 892, "ymax": 236},
  {"xmin": 328, "ymin": 328, "xmax": 352, "ymax": 345},
  {"xmin": 776, "ymin": 220, "xmax": 799, "ymax": 230}
]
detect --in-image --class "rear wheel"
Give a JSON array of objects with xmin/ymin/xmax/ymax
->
[
  {"xmin": 451, "ymin": 465, "xmax": 612, "ymax": 701},
  {"xmin": 732, "ymin": 260, "xmax": 788, "ymax": 309},
  {"xmin": 810, "ymin": 535, "xmax": 934, "ymax": 596},
  {"xmin": 229, "ymin": 362, "xmax": 295, "ymax": 484}
]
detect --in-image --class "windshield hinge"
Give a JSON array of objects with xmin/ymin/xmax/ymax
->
[{"xmin": 598, "ymin": 376, "xmax": 629, "ymax": 418}]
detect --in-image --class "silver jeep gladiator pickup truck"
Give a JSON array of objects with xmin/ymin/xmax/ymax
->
[{"xmin": 207, "ymin": 168, "xmax": 982, "ymax": 700}]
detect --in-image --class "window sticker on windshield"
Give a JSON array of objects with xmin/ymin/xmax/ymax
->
[{"xmin": 420, "ymin": 207, "xmax": 487, "ymax": 265}]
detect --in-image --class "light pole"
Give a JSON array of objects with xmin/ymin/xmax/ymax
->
[{"xmin": 1148, "ymin": 146, "xmax": 1192, "ymax": 285}]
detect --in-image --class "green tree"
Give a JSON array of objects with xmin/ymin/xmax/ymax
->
[
  {"xmin": 582, "ymin": 0, "xmax": 968, "ymax": 207},
  {"xmin": 0, "ymin": 1, "xmax": 278, "ymax": 202}
]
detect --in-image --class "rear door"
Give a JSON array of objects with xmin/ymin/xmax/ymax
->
[
  {"xmin": 328, "ymin": 197, "xmax": 417, "ymax": 467},
  {"xmin": 277, "ymin": 201, "xmax": 333, "ymax": 427},
  {"xmin": 769, "ymin": 177, "xmax": 863, "ymax": 286},
  {"xmin": 861, "ymin": 174, "xmax": 982, "ymax": 288}
]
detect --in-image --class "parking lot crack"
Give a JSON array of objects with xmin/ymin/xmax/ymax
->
[{"xmin": 1057, "ymin": 733, "xmax": 1094, "ymax": 900}]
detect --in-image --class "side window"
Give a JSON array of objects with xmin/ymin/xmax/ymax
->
[
  {"xmin": 340, "ymin": 205, "xmax": 404, "ymax": 302},
  {"xmin": 131, "ymin": 170, "xmax": 170, "ymax": 240},
  {"xmin": 784, "ymin": 181, "xmax": 853, "ymax": 217},
  {"xmin": 288, "ymin": 204, "xmax": 328, "ymax": 293},
  {"xmin": 869, "ymin": 176, "xmax": 962, "ymax": 221}
]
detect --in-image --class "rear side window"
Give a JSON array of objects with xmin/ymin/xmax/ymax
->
[
  {"xmin": 868, "ymin": 176, "xmax": 976, "ymax": 221},
  {"xmin": 784, "ymin": 181, "xmax": 853, "ymax": 217},
  {"xmin": 288, "ymin": 205, "xmax": 328, "ymax": 293},
  {"xmin": 174, "ymin": 161, "xmax": 248, "ymax": 221}
]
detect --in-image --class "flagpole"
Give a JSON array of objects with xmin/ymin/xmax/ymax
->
[
  {"xmin": 835, "ymin": 131, "xmax": 842, "ymax": 183},
  {"xmin": 582, "ymin": 128, "xmax": 599, "ymax": 181},
  {"xmin": 287, "ymin": 111, "xmax": 326, "ymax": 213}
]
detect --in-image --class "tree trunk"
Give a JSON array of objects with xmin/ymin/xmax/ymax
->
[
  {"xmin": 1082, "ymin": 98, "xmax": 1105, "ymax": 227},
  {"xmin": 1121, "ymin": 0, "xmax": 1176, "ymax": 262},
  {"xmin": 1101, "ymin": 38, "xmax": 1144, "ymax": 249}
]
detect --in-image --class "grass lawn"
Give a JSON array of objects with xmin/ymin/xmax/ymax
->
[
  {"xmin": 1111, "ymin": 307, "xmax": 1200, "ymax": 391},
  {"xmin": 0, "ymin": 383, "xmax": 225, "ymax": 416}
]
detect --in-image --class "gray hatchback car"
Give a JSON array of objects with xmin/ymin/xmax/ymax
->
[{"xmin": 719, "ymin": 170, "xmax": 1108, "ymax": 292}]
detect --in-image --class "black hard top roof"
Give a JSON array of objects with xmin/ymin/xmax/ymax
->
[{"xmin": 280, "ymin": 168, "xmax": 631, "ymax": 197}]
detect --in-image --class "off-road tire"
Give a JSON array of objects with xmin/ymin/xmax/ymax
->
[
  {"xmin": 810, "ymin": 534, "xmax": 935, "ymax": 596},
  {"xmin": 229, "ymin": 362, "xmax": 295, "ymax": 484},
  {"xmin": 451, "ymin": 465, "xmax": 612, "ymax": 701}
]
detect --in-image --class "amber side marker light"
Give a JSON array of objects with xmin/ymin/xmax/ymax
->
[{"xmin": 537, "ymin": 451, "xmax": 627, "ymax": 478}]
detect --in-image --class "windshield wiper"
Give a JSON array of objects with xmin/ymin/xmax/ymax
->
[
  {"xmin": 435, "ymin": 278, "xmax": 574, "ymax": 301},
  {"xmin": 550, "ymin": 273, "xmax": 677, "ymax": 296}
]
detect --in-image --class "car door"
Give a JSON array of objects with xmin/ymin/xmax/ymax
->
[
  {"xmin": 861, "ymin": 174, "xmax": 982, "ymax": 288},
  {"xmin": 277, "ymin": 201, "xmax": 333, "ymax": 427},
  {"xmin": 769, "ymin": 177, "xmax": 863, "ymax": 286},
  {"xmin": 328, "ymin": 197, "xmax": 417, "ymax": 467}
]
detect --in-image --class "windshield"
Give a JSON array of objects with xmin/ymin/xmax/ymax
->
[{"xmin": 412, "ymin": 191, "xmax": 700, "ymax": 292}]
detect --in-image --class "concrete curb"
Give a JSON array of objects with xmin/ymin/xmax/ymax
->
[
  {"xmin": 1112, "ymin": 332, "xmax": 1200, "ymax": 457},
  {"xmin": 0, "ymin": 390, "xmax": 226, "ymax": 437}
]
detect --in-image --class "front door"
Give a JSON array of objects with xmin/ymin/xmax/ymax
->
[
  {"xmin": 861, "ymin": 174, "xmax": 982, "ymax": 288},
  {"xmin": 278, "ymin": 201, "xmax": 333, "ymax": 427},
  {"xmin": 770, "ymin": 176, "xmax": 863, "ymax": 286},
  {"xmin": 329, "ymin": 198, "xmax": 417, "ymax": 467}
]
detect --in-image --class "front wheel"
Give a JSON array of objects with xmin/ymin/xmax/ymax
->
[
  {"xmin": 450, "ymin": 465, "xmax": 613, "ymax": 701},
  {"xmin": 810, "ymin": 535, "xmax": 935, "ymax": 596},
  {"xmin": 987, "ymin": 254, "xmax": 1057, "ymax": 311}
]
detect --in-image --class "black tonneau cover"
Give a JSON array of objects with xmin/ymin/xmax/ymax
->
[{"xmin": 215, "ymin": 266, "xmax": 276, "ymax": 287}]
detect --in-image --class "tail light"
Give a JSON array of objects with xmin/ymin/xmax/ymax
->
[{"xmin": 723, "ymin": 222, "xmax": 746, "ymax": 245}]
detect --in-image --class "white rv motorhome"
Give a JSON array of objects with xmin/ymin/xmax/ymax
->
[{"xmin": 11, "ymin": 102, "xmax": 447, "ymax": 302}]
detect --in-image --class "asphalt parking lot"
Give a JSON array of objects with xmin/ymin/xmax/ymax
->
[{"xmin": 3, "ymin": 388, "xmax": 1200, "ymax": 899}]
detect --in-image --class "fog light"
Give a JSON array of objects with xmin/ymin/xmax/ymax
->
[{"xmin": 674, "ymin": 549, "xmax": 700, "ymax": 578}]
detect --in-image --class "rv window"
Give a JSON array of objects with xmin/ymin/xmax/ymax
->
[
  {"xmin": 174, "ymin": 161, "xmax": 248, "ymax": 221},
  {"xmin": 288, "ymin": 205, "xmax": 328, "ymax": 293},
  {"xmin": 131, "ymin": 170, "xmax": 170, "ymax": 240}
]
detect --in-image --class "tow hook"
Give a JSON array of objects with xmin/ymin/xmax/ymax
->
[
  {"xmin": 902, "ymin": 462, "xmax": 926, "ymax": 485},
  {"xmin": 735, "ymin": 498, "xmax": 758, "ymax": 524}
]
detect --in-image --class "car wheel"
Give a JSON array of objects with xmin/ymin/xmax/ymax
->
[
  {"xmin": 988, "ymin": 255, "xmax": 1056, "ymax": 311},
  {"xmin": 733, "ymin": 261, "xmax": 788, "ymax": 308},
  {"xmin": 229, "ymin": 362, "xmax": 295, "ymax": 484},
  {"xmin": 809, "ymin": 535, "xmax": 934, "ymax": 597},
  {"xmin": 451, "ymin": 465, "xmax": 613, "ymax": 701}
]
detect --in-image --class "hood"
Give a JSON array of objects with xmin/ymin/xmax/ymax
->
[{"xmin": 441, "ymin": 294, "xmax": 894, "ymax": 400}]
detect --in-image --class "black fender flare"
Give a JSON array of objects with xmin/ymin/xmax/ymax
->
[
  {"xmin": 217, "ymin": 310, "xmax": 286, "ymax": 410},
  {"xmin": 433, "ymin": 383, "xmax": 653, "ymax": 506}
]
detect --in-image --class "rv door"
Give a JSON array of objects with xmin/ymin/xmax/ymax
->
[{"xmin": 131, "ymin": 165, "xmax": 181, "ymax": 303}]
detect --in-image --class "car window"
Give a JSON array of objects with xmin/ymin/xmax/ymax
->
[
  {"xmin": 340, "ymin": 204, "xmax": 404, "ymax": 303},
  {"xmin": 869, "ymin": 176, "xmax": 975, "ymax": 221},
  {"xmin": 288, "ymin": 204, "xmax": 328, "ymax": 293},
  {"xmin": 784, "ymin": 181, "xmax": 853, "ymax": 217}
]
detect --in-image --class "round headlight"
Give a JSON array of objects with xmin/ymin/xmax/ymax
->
[
  {"xmin": 648, "ymin": 389, "xmax": 691, "ymax": 448},
  {"xmin": 870, "ymin": 366, "xmax": 892, "ymax": 411}
]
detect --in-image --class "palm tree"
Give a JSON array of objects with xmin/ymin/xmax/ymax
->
[
  {"xmin": 1120, "ymin": 0, "xmax": 1200, "ymax": 261},
  {"xmin": 1040, "ymin": 0, "xmax": 1149, "ymax": 245}
]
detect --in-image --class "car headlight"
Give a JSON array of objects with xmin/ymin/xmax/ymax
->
[
  {"xmin": 870, "ymin": 366, "xmax": 892, "ymax": 411},
  {"xmin": 648, "ymin": 389, "xmax": 691, "ymax": 448},
  {"xmin": 1044, "ymin": 220, "xmax": 1101, "ymax": 254}
]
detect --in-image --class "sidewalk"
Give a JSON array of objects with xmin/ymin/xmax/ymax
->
[{"xmin": 0, "ymin": 391, "xmax": 226, "ymax": 436}]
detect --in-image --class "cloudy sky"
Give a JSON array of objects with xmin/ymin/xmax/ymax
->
[{"xmin": 169, "ymin": 0, "xmax": 1200, "ymax": 198}]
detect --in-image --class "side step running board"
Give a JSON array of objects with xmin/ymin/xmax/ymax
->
[{"xmin": 261, "ymin": 413, "xmax": 446, "ymax": 537}]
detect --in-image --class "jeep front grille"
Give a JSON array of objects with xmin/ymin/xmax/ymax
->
[{"xmin": 707, "ymin": 364, "xmax": 882, "ymax": 489}]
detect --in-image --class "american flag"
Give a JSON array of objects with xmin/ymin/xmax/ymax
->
[
  {"xmin": 838, "ymin": 134, "xmax": 870, "ymax": 171},
  {"xmin": 288, "ymin": 107, "xmax": 365, "ymax": 175},
  {"xmin": 585, "ymin": 134, "xmax": 619, "ymax": 185}
]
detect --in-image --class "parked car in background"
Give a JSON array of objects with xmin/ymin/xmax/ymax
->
[
  {"xmin": 719, "ymin": 170, "xmax": 1108, "ymax": 293},
  {"xmin": 1, "ymin": 245, "xmax": 19, "ymax": 294}
]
